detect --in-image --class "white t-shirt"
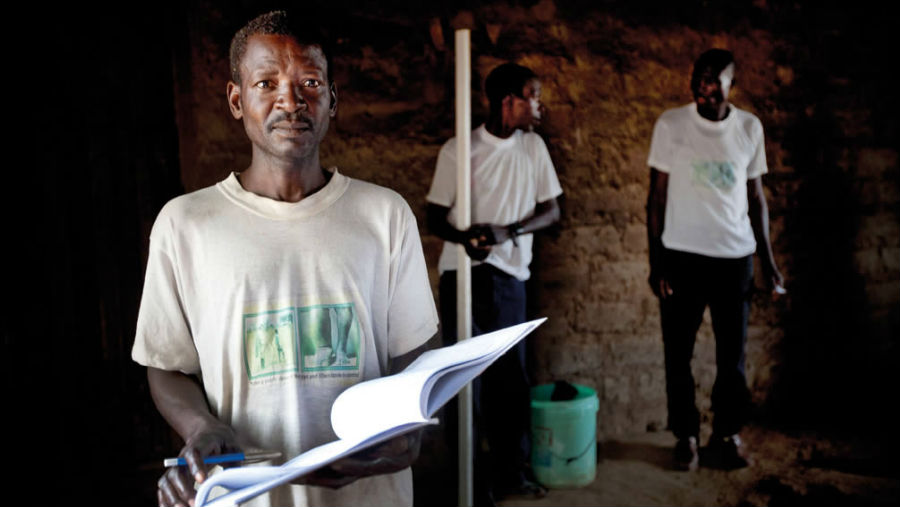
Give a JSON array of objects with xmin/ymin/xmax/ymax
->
[
  {"xmin": 426, "ymin": 125, "xmax": 563, "ymax": 281},
  {"xmin": 648, "ymin": 103, "xmax": 768, "ymax": 258},
  {"xmin": 132, "ymin": 169, "xmax": 438, "ymax": 507}
]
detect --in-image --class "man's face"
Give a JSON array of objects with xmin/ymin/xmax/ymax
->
[
  {"xmin": 508, "ymin": 78, "xmax": 543, "ymax": 131},
  {"xmin": 227, "ymin": 34, "xmax": 337, "ymax": 161},
  {"xmin": 693, "ymin": 63, "xmax": 734, "ymax": 115}
]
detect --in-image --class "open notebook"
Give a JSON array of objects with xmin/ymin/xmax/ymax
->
[{"xmin": 194, "ymin": 318, "xmax": 547, "ymax": 507}]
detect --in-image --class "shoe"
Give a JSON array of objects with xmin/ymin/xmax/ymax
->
[
  {"xmin": 674, "ymin": 436, "xmax": 699, "ymax": 471},
  {"xmin": 708, "ymin": 433, "xmax": 751, "ymax": 470},
  {"xmin": 474, "ymin": 488, "xmax": 497, "ymax": 507},
  {"xmin": 495, "ymin": 478, "xmax": 548, "ymax": 500}
]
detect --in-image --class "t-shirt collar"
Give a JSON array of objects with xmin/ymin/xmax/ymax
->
[
  {"xmin": 217, "ymin": 167, "xmax": 350, "ymax": 220},
  {"xmin": 690, "ymin": 103, "xmax": 735, "ymax": 132},
  {"xmin": 476, "ymin": 124, "xmax": 519, "ymax": 148}
]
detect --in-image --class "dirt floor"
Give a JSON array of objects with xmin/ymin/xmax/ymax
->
[{"xmin": 414, "ymin": 423, "xmax": 900, "ymax": 506}]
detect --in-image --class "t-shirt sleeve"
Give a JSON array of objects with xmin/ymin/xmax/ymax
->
[
  {"xmin": 647, "ymin": 117, "xmax": 673, "ymax": 173},
  {"xmin": 746, "ymin": 118, "xmax": 768, "ymax": 179},
  {"xmin": 532, "ymin": 136, "xmax": 564, "ymax": 203},
  {"xmin": 131, "ymin": 211, "xmax": 201, "ymax": 374},
  {"xmin": 425, "ymin": 141, "xmax": 457, "ymax": 207},
  {"xmin": 387, "ymin": 203, "xmax": 439, "ymax": 358}
]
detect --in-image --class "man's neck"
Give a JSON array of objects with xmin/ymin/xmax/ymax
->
[
  {"xmin": 238, "ymin": 150, "xmax": 329, "ymax": 203},
  {"xmin": 485, "ymin": 115, "xmax": 517, "ymax": 139},
  {"xmin": 697, "ymin": 102, "xmax": 731, "ymax": 122}
]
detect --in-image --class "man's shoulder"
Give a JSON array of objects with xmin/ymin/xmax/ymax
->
[
  {"xmin": 148, "ymin": 183, "xmax": 224, "ymax": 242},
  {"xmin": 517, "ymin": 130, "xmax": 555, "ymax": 166},
  {"xmin": 438, "ymin": 136, "xmax": 458, "ymax": 155},
  {"xmin": 343, "ymin": 175, "xmax": 413, "ymax": 212},
  {"xmin": 520, "ymin": 129, "xmax": 549, "ymax": 148},
  {"xmin": 730, "ymin": 106, "xmax": 765, "ymax": 135},
  {"xmin": 656, "ymin": 103, "xmax": 695, "ymax": 125},
  {"xmin": 157, "ymin": 182, "xmax": 223, "ymax": 221}
]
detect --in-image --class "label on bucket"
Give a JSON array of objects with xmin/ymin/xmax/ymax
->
[{"xmin": 533, "ymin": 426, "xmax": 553, "ymax": 467}]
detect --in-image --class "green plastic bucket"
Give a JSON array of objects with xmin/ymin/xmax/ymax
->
[{"xmin": 530, "ymin": 383, "xmax": 599, "ymax": 488}]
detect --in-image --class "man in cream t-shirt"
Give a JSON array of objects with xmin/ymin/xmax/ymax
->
[
  {"xmin": 646, "ymin": 48, "xmax": 785, "ymax": 472},
  {"xmin": 132, "ymin": 11, "xmax": 437, "ymax": 507}
]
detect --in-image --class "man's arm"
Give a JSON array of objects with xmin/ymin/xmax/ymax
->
[
  {"xmin": 389, "ymin": 339, "xmax": 432, "ymax": 375},
  {"xmin": 647, "ymin": 168, "xmax": 672, "ymax": 298},
  {"xmin": 472, "ymin": 197, "xmax": 561, "ymax": 247},
  {"xmin": 426, "ymin": 203, "xmax": 465, "ymax": 244},
  {"xmin": 426, "ymin": 202, "xmax": 491, "ymax": 260},
  {"xmin": 148, "ymin": 367, "xmax": 241, "ymax": 507},
  {"xmin": 747, "ymin": 177, "xmax": 785, "ymax": 297}
]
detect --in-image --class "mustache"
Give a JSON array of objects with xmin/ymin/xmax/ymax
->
[{"xmin": 266, "ymin": 112, "xmax": 312, "ymax": 131}]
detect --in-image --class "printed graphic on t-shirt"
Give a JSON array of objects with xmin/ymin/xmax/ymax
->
[
  {"xmin": 243, "ymin": 308, "xmax": 300, "ymax": 380},
  {"xmin": 243, "ymin": 303, "xmax": 361, "ymax": 380},
  {"xmin": 298, "ymin": 303, "xmax": 360, "ymax": 372},
  {"xmin": 692, "ymin": 160, "xmax": 736, "ymax": 191}
]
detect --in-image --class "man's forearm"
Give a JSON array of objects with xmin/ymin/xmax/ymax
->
[
  {"xmin": 150, "ymin": 367, "xmax": 240, "ymax": 504},
  {"xmin": 147, "ymin": 367, "xmax": 223, "ymax": 441},
  {"xmin": 647, "ymin": 169, "xmax": 668, "ymax": 275},
  {"xmin": 748, "ymin": 178, "xmax": 777, "ymax": 271},
  {"xmin": 389, "ymin": 339, "xmax": 433, "ymax": 375},
  {"xmin": 426, "ymin": 203, "xmax": 466, "ymax": 244},
  {"xmin": 515, "ymin": 198, "xmax": 560, "ymax": 235}
]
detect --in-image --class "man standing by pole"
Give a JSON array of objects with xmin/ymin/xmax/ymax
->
[
  {"xmin": 646, "ymin": 48, "xmax": 785, "ymax": 472},
  {"xmin": 427, "ymin": 62, "xmax": 562, "ymax": 505}
]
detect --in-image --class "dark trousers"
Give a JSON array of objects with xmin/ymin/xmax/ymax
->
[
  {"xmin": 660, "ymin": 249, "xmax": 753, "ymax": 440},
  {"xmin": 439, "ymin": 264, "xmax": 531, "ymax": 495}
]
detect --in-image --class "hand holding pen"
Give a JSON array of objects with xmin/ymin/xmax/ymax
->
[{"xmin": 157, "ymin": 425, "xmax": 241, "ymax": 507}]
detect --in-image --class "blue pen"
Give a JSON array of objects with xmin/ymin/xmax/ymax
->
[{"xmin": 163, "ymin": 451, "xmax": 282, "ymax": 467}]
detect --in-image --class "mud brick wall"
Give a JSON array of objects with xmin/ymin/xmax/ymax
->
[{"xmin": 175, "ymin": 1, "xmax": 898, "ymax": 438}]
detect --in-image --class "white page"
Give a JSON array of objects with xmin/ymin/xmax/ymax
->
[
  {"xmin": 198, "ymin": 422, "xmax": 432, "ymax": 507},
  {"xmin": 329, "ymin": 370, "xmax": 433, "ymax": 441},
  {"xmin": 330, "ymin": 319, "xmax": 544, "ymax": 440},
  {"xmin": 405, "ymin": 319, "xmax": 545, "ymax": 374},
  {"xmin": 416, "ymin": 318, "xmax": 546, "ymax": 415},
  {"xmin": 331, "ymin": 318, "xmax": 545, "ymax": 437},
  {"xmin": 196, "ymin": 438, "xmax": 360, "ymax": 507}
]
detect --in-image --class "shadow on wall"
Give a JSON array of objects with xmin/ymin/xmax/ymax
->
[{"xmin": 765, "ymin": 37, "xmax": 899, "ymax": 436}]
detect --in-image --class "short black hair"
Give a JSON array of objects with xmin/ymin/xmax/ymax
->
[
  {"xmin": 484, "ymin": 63, "xmax": 537, "ymax": 112},
  {"xmin": 229, "ymin": 10, "xmax": 332, "ymax": 84},
  {"xmin": 691, "ymin": 49, "xmax": 735, "ymax": 90}
]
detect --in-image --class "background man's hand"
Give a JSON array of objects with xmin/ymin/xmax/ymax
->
[
  {"xmin": 157, "ymin": 423, "xmax": 241, "ymax": 507},
  {"xmin": 468, "ymin": 223, "xmax": 512, "ymax": 246},
  {"xmin": 763, "ymin": 265, "xmax": 786, "ymax": 300},
  {"xmin": 463, "ymin": 224, "xmax": 493, "ymax": 260},
  {"xmin": 649, "ymin": 273, "xmax": 673, "ymax": 299},
  {"xmin": 463, "ymin": 223, "xmax": 518, "ymax": 260},
  {"xmin": 464, "ymin": 240, "xmax": 492, "ymax": 261},
  {"xmin": 292, "ymin": 430, "xmax": 423, "ymax": 489}
]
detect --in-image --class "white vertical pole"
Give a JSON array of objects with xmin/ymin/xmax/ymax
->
[{"xmin": 454, "ymin": 28, "xmax": 474, "ymax": 507}]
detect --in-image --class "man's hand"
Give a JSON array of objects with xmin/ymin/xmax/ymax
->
[
  {"xmin": 649, "ymin": 272, "xmax": 673, "ymax": 299},
  {"xmin": 463, "ymin": 223, "xmax": 516, "ymax": 261},
  {"xmin": 463, "ymin": 239, "xmax": 492, "ymax": 261},
  {"xmin": 157, "ymin": 424, "xmax": 241, "ymax": 507},
  {"xmin": 468, "ymin": 223, "xmax": 512, "ymax": 247},
  {"xmin": 763, "ymin": 265, "xmax": 786, "ymax": 300},
  {"xmin": 461, "ymin": 224, "xmax": 492, "ymax": 260},
  {"xmin": 292, "ymin": 430, "xmax": 423, "ymax": 490},
  {"xmin": 747, "ymin": 177, "xmax": 785, "ymax": 300}
]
